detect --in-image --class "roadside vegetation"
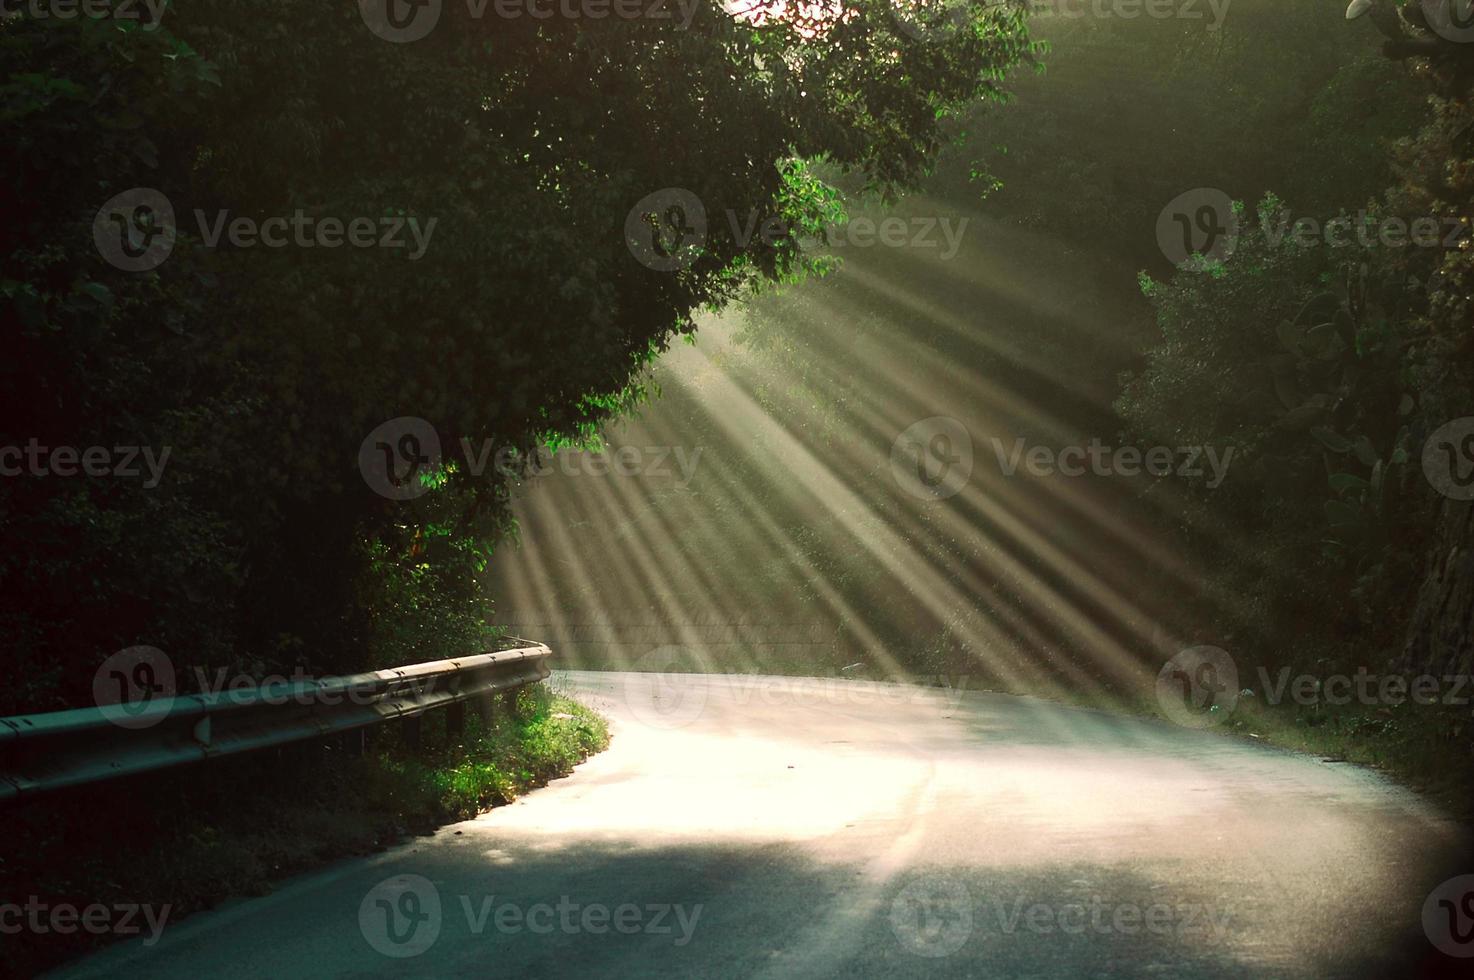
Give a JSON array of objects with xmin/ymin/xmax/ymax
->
[
  {"xmin": 0, "ymin": 686, "xmax": 609, "ymax": 977},
  {"xmin": 486, "ymin": 1, "xmax": 1472, "ymax": 821}
]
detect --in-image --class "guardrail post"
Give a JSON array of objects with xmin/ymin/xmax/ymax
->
[
  {"xmin": 342, "ymin": 728, "xmax": 365, "ymax": 757},
  {"xmin": 500, "ymin": 689, "xmax": 520, "ymax": 720},
  {"xmin": 402, "ymin": 714, "xmax": 422, "ymax": 751},
  {"xmin": 446, "ymin": 701, "xmax": 465, "ymax": 741},
  {"xmin": 473, "ymin": 692, "xmax": 495, "ymax": 728}
]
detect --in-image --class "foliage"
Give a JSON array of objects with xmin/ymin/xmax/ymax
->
[
  {"xmin": 934, "ymin": 0, "xmax": 1425, "ymax": 272},
  {"xmin": 0, "ymin": 4, "xmax": 1037, "ymax": 712}
]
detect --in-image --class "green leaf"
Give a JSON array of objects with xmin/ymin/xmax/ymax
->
[
  {"xmin": 1311, "ymin": 427, "xmax": 1352, "ymax": 453},
  {"xmin": 1275, "ymin": 318, "xmax": 1304, "ymax": 352},
  {"xmin": 1328, "ymin": 472, "xmax": 1369, "ymax": 495},
  {"xmin": 79, "ymin": 281, "xmax": 113, "ymax": 308}
]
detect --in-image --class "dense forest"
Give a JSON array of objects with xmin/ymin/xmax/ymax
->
[
  {"xmin": 5, "ymin": 2, "xmax": 1474, "ymax": 976},
  {"xmin": 6, "ymin": 0, "xmax": 1470, "ymax": 744},
  {"xmin": 485, "ymin": 1, "xmax": 1473, "ymax": 740},
  {"xmin": 0, "ymin": 2, "xmax": 1041, "ymax": 715}
]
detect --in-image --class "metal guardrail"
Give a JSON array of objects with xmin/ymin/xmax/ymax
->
[{"xmin": 0, "ymin": 642, "xmax": 553, "ymax": 802}]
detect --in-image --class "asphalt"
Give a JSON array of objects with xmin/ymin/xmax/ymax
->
[{"xmin": 49, "ymin": 671, "xmax": 1473, "ymax": 978}]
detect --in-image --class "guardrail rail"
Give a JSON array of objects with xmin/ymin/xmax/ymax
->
[{"xmin": 0, "ymin": 642, "xmax": 553, "ymax": 801}]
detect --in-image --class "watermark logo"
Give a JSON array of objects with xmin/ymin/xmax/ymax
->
[
  {"xmin": 0, "ymin": 0, "xmax": 167, "ymax": 27},
  {"xmin": 359, "ymin": 417, "xmax": 443, "ymax": 501},
  {"xmin": 1028, "ymin": 0, "xmax": 1231, "ymax": 27},
  {"xmin": 626, "ymin": 188, "xmax": 707, "ymax": 272},
  {"xmin": 1156, "ymin": 187, "xmax": 1238, "ymax": 267},
  {"xmin": 1159, "ymin": 188, "xmax": 1472, "ymax": 268},
  {"xmin": 92, "ymin": 645, "xmax": 176, "ymax": 730},
  {"xmin": 624, "ymin": 645, "xmax": 711, "ymax": 730},
  {"xmin": 1155, "ymin": 645, "xmax": 1238, "ymax": 728},
  {"xmin": 192, "ymin": 209, "xmax": 437, "ymax": 259},
  {"xmin": 1423, "ymin": 874, "xmax": 1474, "ymax": 957},
  {"xmin": 889, "ymin": 879, "xmax": 1232, "ymax": 955},
  {"xmin": 360, "ymin": 874, "xmax": 443, "ymax": 958},
  {"xmin": 358, "ymin": 418, "xmax": 705, "ymax": 499},
  {"xmin": 95, "ymin": 189, "xmax": 437, "ymax": 270},
  {"xmin": 94, "ymin": 188, "xmax": 176, "ymax": 273},
  {"xmin": 890, "ymin": 876, "xmax": 974, "ymax": 957},
  {"xmin": 1422, "ymin": 417, "xmax": 1474, "ymax": 501},
  {"xmin": 0, "ymin": 897, "xmax": 170, "ymax": 945},
  {"xmin": 988, "ymin": 437, "xmax": 1234, "ymax": 487},
  {"xmin": 358, "ymin": 878, "xmax": 701, "ymax": 955},
  {"xmin": 91, "ymin": 647, "xmax": 455, "ymax": 728},
  {"xmin": 1426, "ymin": 0, "xmax": 1474, "ymax": 43},
  {"xmin": 889, "ymin": 0, "xmax": 971, "ymax": 43},
  {"xmin": 0, "ymin": 440, "xmax": 171, "ymax": 487},
  {"xmin": 891, "ymin": 416, "xmax": 974, "ymax": 501},
  {"xmin": 1253, "ymin": 666, "xmax": 1472, "ymax": 707},
  {"xmin": 792, "ymin": 213, "xmax": 969, "ymax": 260},
  {"xmin": 359, "ymin": 0, "xmax": 442, "ymax": 42}
]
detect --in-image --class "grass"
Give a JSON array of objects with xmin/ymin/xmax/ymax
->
[
  {"xmin": 0, "ymin": 684, "xmax": 609, "ymax": 978},
  {"xmin": 1200, "ymin": 695, "xmax": 1474, "ymax": 820},
  {"xmin": 1012, "ymin": 679, "xmax": 1474, "ymax": 824}
]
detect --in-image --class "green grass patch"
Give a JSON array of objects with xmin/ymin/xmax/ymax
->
[{"xmin": 0, "ymin": 685, "xmax": 609, "ymax": 977}]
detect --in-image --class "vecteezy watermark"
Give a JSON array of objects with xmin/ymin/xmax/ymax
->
[
  {"xmin": 625, "ymin": 188, "xmax": 708, "ymax": 272},
  {"xmin": 358, "ymin": 416, "xmax": 704, "ymax": 500},
  {"xmin": 1156, "ymin": 187, "xmax": 1473, "ymax": 269},
  {"xmin": 93, "ymin": 646, "xmax": 177, "ymax": 729},
  {"xmin": 624, "ymin": 188, "xmax": 970, "ymax": 272},
  {"xmin": 0, "ymin": 440, "xmax": 171, "ymax": 487},
  {"xmin": 889, "ymin": 875, "xmax": 1232, "ymax": 957},
  {"xmin": 987, "ymin": 437, "xmax": 1235, "ymax": 488},
  {"xmin": 1422, "ymin": 417, "xmax": 1474, "ymax": 501},
  {"xmin": 94, "ymin": 187, "xmax": 176, "ymax": 273},
  {"xmin": 0, "ymin": 0, "xmax": 167, "ymax": 27},
  {"xmin": 623, "ymin": 645, "xmax": 713, "ymax": 730},
  {"xmin": 1156, "ymin": 187, "xmax": 1240, "ymax": 267},
  {"xmin": 357, "ymin": 0, "xmax": 443, "ymax": 42},
  {"xmin": 1156, "ymin": 646, "xmax": 1474, "ymax": 728},
  {"xmin": 1155, "ymin": 646, "xmax": 1239, "ymax": 729},
  {"xmin": 1026, "ymin": 0, "xmax": 1231, "ymax": 27},
  {"xmin": 888, "ymin": 0, "xmax": 972, "ymax": 44},
  {"xmin": 358, "ymin": 875, "xmax": 702, "ymax": 958},
  {"xmin": 357, "ymin": 0, "xmax": 704, "ymax": 43},
  {"xmin": 1424, "ymin": 0, "xmax": 1474, "ymax": 44},
  {"xmin": 0, "ymin": 898, "xmax": 170, "ymax": 946},
  {"xmin": 989, "ymin": 895, "xmax": 1232, "ymax": 939},
  {"xmin": 94, "ymin": 188, "xmax": 437, "ymax": 272},
  {"xmin": 192, "ymin": 210, "xmax": 436, "ymax": 259},
  {"xmin": 1253, "ymin": 667, "xmax": 1474, "ymax": 708},
  {"xmin": 890, "ymin": 876, "xmax": 974, "ymax": 957},
  {"xmin": 891, "ymin": 417, "xmax": 974, "ymax": 501},
  {"xmin": 1423, "ymin": 874, "xmax": 1474, "ymax": 958},
  {"xmin": 91, "ymin": 646, "xmax": 461, "ymax": 729},
  {"xmin": 890, "ymin": 421, "xmax": 1234, "ymax": 499},
  {"xmin": 358, "ymin": 417, "xmax": 444, "ymax": 502}
]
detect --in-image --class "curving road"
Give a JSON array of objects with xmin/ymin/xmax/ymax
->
[{"xmin": 51, "ymin": 671, "xmax": 1472, "ymax": 978}]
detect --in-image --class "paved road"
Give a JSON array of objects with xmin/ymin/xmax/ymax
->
[{"xmin": 53, "ymin": 672, "xmax": 1472, "ymax": 978}]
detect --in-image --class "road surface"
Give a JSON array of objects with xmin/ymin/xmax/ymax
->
[{"xmin": 52, "ymin": 671, "xmax": 1472, "ymax": 978}]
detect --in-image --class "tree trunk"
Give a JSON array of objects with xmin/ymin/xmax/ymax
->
[{"xmin": 1400, "ymin": 498, "xmax": 1474, "ymax": 678}]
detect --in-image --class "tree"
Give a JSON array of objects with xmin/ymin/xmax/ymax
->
[{"xmin": 0, "ymin": 2, "xmax": 1037, "ymax": 711}]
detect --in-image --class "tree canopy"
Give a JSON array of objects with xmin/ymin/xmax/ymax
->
[{"xmin": 0, "ymin": 2, "xmax": 1037, "ymax": 711}]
